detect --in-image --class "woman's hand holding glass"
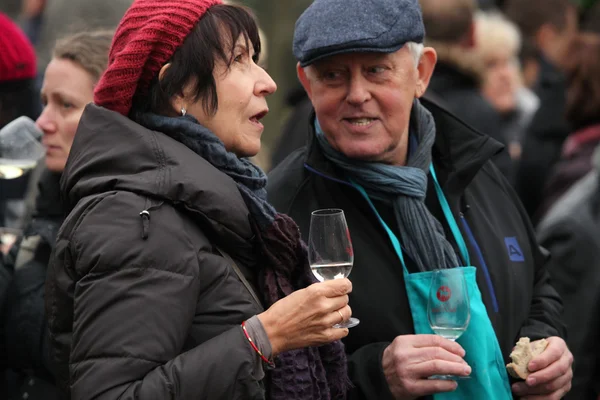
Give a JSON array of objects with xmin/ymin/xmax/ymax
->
[
  {"xmin": 257, "ymin": 278, "xmax": 352, "ymax": 356},
  {"xmin": 308, "ymin": 209, "xmax": 359, "ymax": 328}
]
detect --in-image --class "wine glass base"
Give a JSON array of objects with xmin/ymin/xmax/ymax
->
[
  {"xmin": 428, "ymin": 375, "xmax": 471, "ymax": 381},
  {"xmin": 334, "ymin": 317, "xmax": 360, "ymax": 329}
]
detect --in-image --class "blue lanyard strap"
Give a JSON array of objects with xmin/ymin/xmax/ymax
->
[
  {"xmin": 351, "ymin": 164, "xmax": 470, "ymax": 272},
  {"xmin": 429, "ymin": 165, "xmax": 470, "ymax": 266}
]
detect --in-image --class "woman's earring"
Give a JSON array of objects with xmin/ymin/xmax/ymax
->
[{"xmin": 181, "ymin": 107, "xmax": 186, "ymax": 116}]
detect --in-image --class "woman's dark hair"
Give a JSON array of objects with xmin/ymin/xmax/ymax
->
[
  {"xmin": 564, "ymin": 33, "xmax": 600, "ymax": 130},
  {"xmin": 131, "ymin": 4, "xmax": 261, "ymax": 118}
]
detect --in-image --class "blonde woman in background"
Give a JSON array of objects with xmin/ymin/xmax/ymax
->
[
  {"xmin": 475, "ymin": 11, "xmax": 540, "ymax": 162},
  {"xmin": 1, "ymin": 30, "xmax": 113, "ymax": 400}
]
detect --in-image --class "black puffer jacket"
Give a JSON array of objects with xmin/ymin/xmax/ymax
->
[{"xmin": 45, "ymin": 105, "xmax": 267, "ymax": 400}]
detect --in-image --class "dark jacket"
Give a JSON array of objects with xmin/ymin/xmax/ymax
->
[
  {"xmin": 537, "ymin": 165, "xmax": 600, "ymax": 400},
  {"xmin": 45, "ymin": 105, "xmax": 267, "ymax": 400},
  {"xmin": 267, "ymin": 97, "xmax": 565, "ymax": 400},
  {"xmin": 514, "ymin": 57, "xmax": 571, "ymax": 222},
  {"xmin": 427, "ymin": 62, "xmax": 513, "ymax": 179},
  {"xmin": 537, "ymin": 123, "xmax": 600, "ymax": 219},
  {"xmin": 1, "ymin": 169, "xmax": 63, "ymax": 399}
]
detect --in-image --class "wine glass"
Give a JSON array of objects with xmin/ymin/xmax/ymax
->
[
  {"xmin": 427, "ymin": 268, "xmax": 470, "ymax": 380},
  {"xmin": 0, "ymin": 116, "xmax": 45, "ymax": 180},
  {"xmin": 308, "ymin": 209, "xmax": 359, "ymax": 328}
]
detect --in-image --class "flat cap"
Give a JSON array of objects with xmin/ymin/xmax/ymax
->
[{"xmin": 293, "ymin": 0, "xmax": 425, "ymax": 67}]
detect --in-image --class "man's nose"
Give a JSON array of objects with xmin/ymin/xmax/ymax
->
[{"xmin": 346, "ymin": 77, "xmax": 371, "ymax": 105}]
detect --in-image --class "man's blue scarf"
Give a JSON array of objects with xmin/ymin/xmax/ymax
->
[{"xmin": 315, "ymin": 99, "xmax": 459, "ymax": 271}]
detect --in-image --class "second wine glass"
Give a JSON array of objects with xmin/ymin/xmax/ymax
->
[
  {"xmin": 427, "ymin": 268, "xmax": 471, "ymax": 380},
  {"xmin": 308, "ymin": 208, "xmax": 359, "ymax": 328}
]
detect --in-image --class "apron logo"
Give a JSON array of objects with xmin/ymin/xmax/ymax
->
[
  {"xmin": 504, "ymin": 237, "xmax": 524, "ymax": 262},
  {"xmin": 436, "ymin": 286, "xmax": 452, "ymax": 302}
]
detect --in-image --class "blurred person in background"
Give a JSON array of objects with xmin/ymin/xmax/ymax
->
[
  {"xmin": 33, "ymin": 0, "xmax": 133, "ymax": 75},
  {"xmin": 537, "ymin": 34, "xmax": 600, "ymax": 218},
  {"xmin": 268, "ymin": 0, "xmax": 571, "ymax": 398},
  {"xmin": 45, "ymin": 1, "xmax": 352, "ymax": 399},
  {"xmin": 475, "ymin": 11, "xmax": 539, "ymax": 162},
  {"xmin": 504, "ymin": 0, "xmax": 579, "ymax": 222},
  {"xmin": 0, "ymin": 29, "xmax": 113, "ymax": 400},
  {"xmin": 420, "ymin": 0, "xmax": 513, "ymax": 178},
  {"xmin": 477, "ymin": 0, "xmax": 505, "ymax": 9},
  {"xmin": 582, "ymin": 1, "xmax": 600, "ymax": 33},
  {"xmin": 0, "ymin": 13, "xmax": 40, "ymax": 231},
  {"xmin": 0, "ymin": 14, "xmax": 39, "ymax": 374},
  {"xmin": 537, "ymin": 142, "xmax": 600, "ymax": 400}
]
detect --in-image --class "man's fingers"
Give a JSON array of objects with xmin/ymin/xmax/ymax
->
[
  {"xmin": 410, "ymin": 334, "xmax": 466, "ymax": 357},
  {"xmin": 403, "ymin": 379, "xmax": 458, "ymax": 397},
  {"xmin": 528, "ymin": 337, "xmax": 565, "ymax": 372},
  {"xmin": 527, "ymin": 354, "xmax": 572, "ymax": 386},
  {"xmin": 411, "ymin": 346, "xmax": 469, "ymax": 365},
  {"xmin": 512, "ymin": 368, "xmax": 572, "ymax": 397},
  {"xmin": 411, "ymin": 359, "xmax": 472, "ymax": 379},
  {"xmin": 520, "ymin": 383, "xmax": 571, "ymax": 400}
]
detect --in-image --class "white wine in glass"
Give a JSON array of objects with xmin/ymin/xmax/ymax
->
[{"xmin": 308, "ymin": 208, "xmax": 359, "ymax": 329}]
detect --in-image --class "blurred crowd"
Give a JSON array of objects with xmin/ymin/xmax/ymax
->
[{"xmin": 0, "ymin": 0, "xmax": 599, "ymax": 399}]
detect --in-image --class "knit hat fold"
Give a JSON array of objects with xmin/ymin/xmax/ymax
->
[{"xmin": 93, "ymin": 0, "xmax": 222, "ymax": 116}]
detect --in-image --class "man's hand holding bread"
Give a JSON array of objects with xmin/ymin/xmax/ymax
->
[{"xmin": 508, "ymin": 337, "xmax": 573, "ymax": 399}]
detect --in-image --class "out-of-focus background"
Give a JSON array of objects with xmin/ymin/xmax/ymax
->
[{"xmin": 1, "ymin": 0, "xmax": 598, "ymax": 172}]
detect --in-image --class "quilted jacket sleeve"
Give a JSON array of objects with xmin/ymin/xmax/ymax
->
[{"xmin": 48, "ymin": 192, "xmax": 265, "ymax": 400}]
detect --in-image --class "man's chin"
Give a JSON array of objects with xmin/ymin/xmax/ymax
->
[{"xmin": 337, "ymin": 147, "xmax": 388, "ymax": 163}]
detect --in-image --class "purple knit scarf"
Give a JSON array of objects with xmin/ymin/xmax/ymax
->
[{"xmin": 136, "ymin": 112, "xmax": 349, "ymax": 400}]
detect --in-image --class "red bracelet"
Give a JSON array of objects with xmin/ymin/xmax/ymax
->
[{"xmin": 241, "ymin": 321, "xmax": 275, "ymax": 368}]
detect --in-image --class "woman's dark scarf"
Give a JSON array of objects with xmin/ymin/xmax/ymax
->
[{"xmin": 136, "ymin": 112, "xmax": 349, "ymax": 400}]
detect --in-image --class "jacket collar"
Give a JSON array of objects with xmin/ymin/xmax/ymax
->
[
  {"xmin": 428, "ymin": 61, "xmax": 480, "ymax": 95},
  {"xmin": 304, "ymin": 95, "xmax": 504, "ymax": 194}
]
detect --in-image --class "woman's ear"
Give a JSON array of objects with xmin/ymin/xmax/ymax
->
[{"xmin": 159, "ymin": 63, "xmax": 186, "ymax": 114}]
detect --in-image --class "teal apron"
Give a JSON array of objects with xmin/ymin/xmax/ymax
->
[{"xmin": 351, "ymin": 165, "xmax": 512, "ymax": 399}]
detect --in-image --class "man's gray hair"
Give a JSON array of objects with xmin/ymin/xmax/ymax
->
[{"xmin": 406, "ymin": 42, "xmax": 424, "ymax": 67}]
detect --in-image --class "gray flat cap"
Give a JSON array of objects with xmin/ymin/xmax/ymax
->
[{"xmin": 293, "ymin": 0, "xmax": 425, "ymax": 67}]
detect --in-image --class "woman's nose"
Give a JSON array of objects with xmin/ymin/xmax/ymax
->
[
  {"xmin": 36, "ymin": 107, "xmax": 57, "ymax": 135},
  {"xmin": 256, "ymin": 66, "xmax": 277, "ymax": 96}
]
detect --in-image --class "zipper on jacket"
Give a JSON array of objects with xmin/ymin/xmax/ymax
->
[
  {"xmin": 139, "ymin": 199, "xmax": 165, "ymax": 240},
  {"xmin": 139, "ymin": 210, "xmax": 150, "ymax": 239},
  {"xmin": 459, "ymin": 212, "xmax": 500, "ymax": 313}
]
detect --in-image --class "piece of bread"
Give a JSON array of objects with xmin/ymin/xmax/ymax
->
[{"xmin": 506, "ymin": 337, "xmax": 549, "ymax": 379}]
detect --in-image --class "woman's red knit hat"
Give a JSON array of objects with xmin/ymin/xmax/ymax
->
[
  {"xmin": 93, "ymin": 0, "xmax": 222, "ymax": 116},
  {"xmin": 0, "ymin": 12, "xmax": 37, "ymax": 83}
]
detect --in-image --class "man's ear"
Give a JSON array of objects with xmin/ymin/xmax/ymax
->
[
  {"xmin": 415, "ymin": 47, "xmax": 437, "ymax": 98},
  {"xmin": 297, "ymin": 63, "xmax": 313, "ymax": 101}
]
